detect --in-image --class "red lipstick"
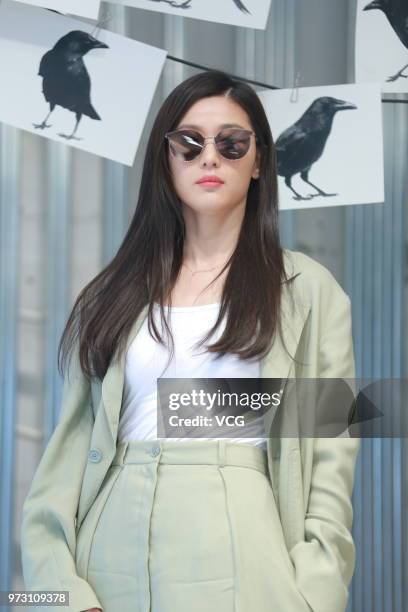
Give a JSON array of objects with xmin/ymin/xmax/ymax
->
[{"xmin": 196, "ymin": 175, "xmax": 224, "ymax": 186}]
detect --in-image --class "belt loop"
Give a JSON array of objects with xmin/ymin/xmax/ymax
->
[
  {"xmin": 117, "ymin": 441, "xmax": 129, "ymax": 465},
  {"xmin": 218, "ymin": 439, "xmax": 226, "ymax": 467}
]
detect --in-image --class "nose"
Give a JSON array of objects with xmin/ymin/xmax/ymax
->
[{"xmin": 199, "ymin": 140, "xmax": 221, "ymax": 168}]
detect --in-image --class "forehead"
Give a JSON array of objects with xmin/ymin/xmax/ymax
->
[{"xmin": 177, "ymin": 96, "xmax": 252, "ymax": 130}]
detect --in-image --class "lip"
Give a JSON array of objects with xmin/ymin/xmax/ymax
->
[{"xmin": 196, "ymin": 175, "xmax": 225, "ymax": 186}]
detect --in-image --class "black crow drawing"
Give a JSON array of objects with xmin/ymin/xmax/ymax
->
[
  {"xmin": 147, "ymin": 0, "xmax": 250, "ymax": 14},
  {"xmin": 363, "ymin": 0, "xmax": 408, "ymax": 81},
  {"xmin": 34, "ymin": 31, "xmax": 109, "ymax": 141},
  {"xmin": 275, "ymin": 97, "xmax": 357, "ymax": 201}
]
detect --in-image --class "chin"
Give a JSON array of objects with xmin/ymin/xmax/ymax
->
[{"xmin": 183, "ymin": 200, "xmax": 228, "ymax": 214}]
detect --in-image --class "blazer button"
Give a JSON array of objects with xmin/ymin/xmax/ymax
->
[
  {"xmin": 150, "ymin": 445, "xmax": 161, "ymax": 457},
  {"xmin": 88, "ymin": 448, "xmax": 102, "ymax": 463}
]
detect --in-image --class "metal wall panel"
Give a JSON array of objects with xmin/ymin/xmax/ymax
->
[
  {"xmin": 0, "ymin": 125, "xmax": 21, "ymax": 603},
  {"xmin": 0, "ymin": 2, "xmax": 405, "ymax": 611}
]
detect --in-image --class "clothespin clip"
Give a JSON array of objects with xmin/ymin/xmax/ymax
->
[{"xmin": 290, "ymin": 71, "xmax": 302, "ymax": 103}]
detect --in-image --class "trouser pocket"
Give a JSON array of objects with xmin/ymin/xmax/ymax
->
[{"xmin": 75, "ymin": 465, "xmax": 122, "ymax": 580}]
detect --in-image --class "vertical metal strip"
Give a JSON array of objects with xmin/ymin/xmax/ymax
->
[
  {"xmin": 389, "ymin": 96, "xmax": 406, "ymax": 612},
  {"xmin": 102, "ymin": 5, "xmax": 129, "ymax": 264},
  {"xmin": 346, "ymin": 203, "xmax": 364, "ymax": 612},
  {"xmin": 379, "ymin": 101, "xmax": 393, "ymax": 612},
  {"xmin": 45, "ymin": 141, "xmax": 71, "ymax": 433},
  {"xmin": 276, "ymin": 0, "xmax": 296, "ymax": 247},
  {"xmin": 0, "ymin": 124, "xmax": 21, "ymax": 607},
  {"xmin": 163, "ymin": 13, "xmax": 186, "ymax": 97}
]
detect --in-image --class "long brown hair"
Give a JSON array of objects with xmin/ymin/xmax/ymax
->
[{"xmin": 58, "ymin": 69, "xmax": 295, "ymax": 382}]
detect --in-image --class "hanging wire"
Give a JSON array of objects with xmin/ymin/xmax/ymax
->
[
  {"xmin": 166, "ymin": 54, "xmax": 280, "ymax": 90},
  {"xmin": 90, "ymin": 8, "xmax": 113, "ymax": 38},
  {"xmin": 166, "ymin": 54, "xmax": 408, "ymax": 104}
]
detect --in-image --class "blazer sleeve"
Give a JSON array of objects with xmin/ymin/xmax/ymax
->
[
  {"xmin": 20, "ymin": 342, "xmax": 103, "ymax": 612},
  {"xmin": 289, "ymin": 287, "xmax": 361, "ymax": 612}
]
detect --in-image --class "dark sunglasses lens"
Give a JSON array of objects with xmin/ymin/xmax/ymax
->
[
  {"xmin": 168, "ymin": 131, "xmax": 203, "ymax": 161},
  {"xmin": 216, "ymin": 130, "xmax": 252, "ymax": 159}
]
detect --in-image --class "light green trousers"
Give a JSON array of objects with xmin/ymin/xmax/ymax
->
[{"xmin": 75, "ymin": 439, "xmax": 312, "ymax": 612}]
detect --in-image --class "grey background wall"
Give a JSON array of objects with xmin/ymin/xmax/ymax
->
[{"xmin": 0, "ymin": 0, "xmax": 406, "ymax": 611}]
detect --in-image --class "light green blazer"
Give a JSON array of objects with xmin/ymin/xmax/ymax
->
[{"xmin": 20, "ymin": 248, "xmax": 361, "ymax": 612}]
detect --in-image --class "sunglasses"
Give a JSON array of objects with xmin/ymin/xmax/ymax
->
[{"xmin": 165, "ymin": 128, "xmax": 258, "ymax": 162}]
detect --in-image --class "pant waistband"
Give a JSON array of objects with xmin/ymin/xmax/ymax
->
[{"xmin": 112, "ymin": 439, "xmax": 268, "ymax": 475}]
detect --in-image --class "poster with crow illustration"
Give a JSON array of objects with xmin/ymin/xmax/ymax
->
[
  {"xmin": 0, "ymin": 1, "xmax": 167, "ymax": 165},
  {"xmin": 110, "ymin": 0, "xmax": 272, "ymax": 30},
  {"xmin": 356, "ymin": 0, "xmax": 408, "ymax": 92},
  {"xmin": 258, "ymin": 83, "xmax": 384, "ymax": 211},
  {"xmin": 12, "ymin": 0, "xmax": 101, "ymax": 19}
]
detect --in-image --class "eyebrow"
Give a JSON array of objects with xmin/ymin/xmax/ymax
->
[{"xmin": 177, "ymin": 123, "xmax": 247, "ymax": 130}]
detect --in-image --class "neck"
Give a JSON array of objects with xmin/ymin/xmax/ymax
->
[{"xmin": 181, "ymin": 201, "xmax": 244, "ymax": 268}]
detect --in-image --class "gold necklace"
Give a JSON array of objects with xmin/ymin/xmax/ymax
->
[{"xmin": 182, "ymin": 260, "xmax": 228, "ymax": 276}]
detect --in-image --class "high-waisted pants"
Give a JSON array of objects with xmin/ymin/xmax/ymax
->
[{"xmin": 75, "ymin": 439, "xmax": 312, "ymax": 612}]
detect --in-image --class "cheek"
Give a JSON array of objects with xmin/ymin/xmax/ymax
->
[
  {"xmin": 169, "ymin": 159, "xmax": 192, "ymax": 195},
  {"xmin": 233, "ymin": 158, "xmax": 257, "ymax": 187},
  {"xmin": 232, "ymin": 173, "xmax": 253, "ymax": 197},
  {"xmin": 168, "ymin": 155, "xmax": 177, "ymax": 179},
  {"xmin": 168, "ymin": 155, "xmax": 181, "ymax": 182}
]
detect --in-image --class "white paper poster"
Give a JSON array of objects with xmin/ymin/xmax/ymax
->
[
  {"xmin": 0, "ymin": 1, "xmax": 167, "ymax": 166},
  {"xmin": 111, "ymin": 0, "xmax": 272, "ymax": 30},
  {"xmin": 355, "ymin": 0, "xmax": 408, "ymax": 93},
  {"xmin": 13, "ymin": 0, "xmax": 101, "ymax": 20},
  {"xmin": 258, "ymin": 83, "xmax": 384, "ymax": 211}
]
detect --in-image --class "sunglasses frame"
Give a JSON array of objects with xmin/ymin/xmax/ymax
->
[{"xmin": 165, "ymin": 127, "xmax": 259, "ymax": 163}]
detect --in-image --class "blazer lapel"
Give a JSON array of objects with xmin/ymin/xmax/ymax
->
[
  {"xmin": 100, "ymin": 303, "xmax": 150, "ymax": 445},
  {"xmin": 260, "ymin": 279, "xmax": 311, "ymax": 439}
]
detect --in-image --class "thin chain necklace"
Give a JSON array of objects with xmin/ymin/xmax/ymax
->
[{"xmin": 182, "ymin": 259, "xmax": 229, "ymax": 276}]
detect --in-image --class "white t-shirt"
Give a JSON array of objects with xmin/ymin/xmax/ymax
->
[{"xmin": 118, "ymin": 301, "xmax": 267, "ymax": 449}]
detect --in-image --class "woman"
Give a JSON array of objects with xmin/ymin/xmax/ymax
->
[{"xmin": 21, "ymin": 70, "xmax": 360, "ymax": 612}]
